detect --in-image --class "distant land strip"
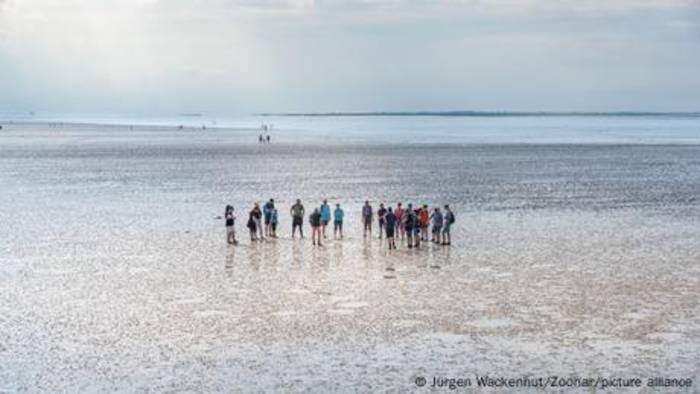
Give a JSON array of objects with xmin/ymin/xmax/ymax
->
[{"xmin": 259, "ymin": 111, "xmax": 700, "ymax": 117}]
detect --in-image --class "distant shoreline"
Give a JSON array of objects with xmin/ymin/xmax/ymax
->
[{"xmin": 259, "ymin": 111, "xmax": 700, "ymax": 118}]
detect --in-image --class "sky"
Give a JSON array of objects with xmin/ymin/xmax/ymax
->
[{"xmin": 0, "ymin": 0, "xmax": 699, "ymax": 115}]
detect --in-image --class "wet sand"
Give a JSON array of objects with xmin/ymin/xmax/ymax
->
[{"xmin": 0, "ymin": 123, "xmax": 698, "ymax": 391}]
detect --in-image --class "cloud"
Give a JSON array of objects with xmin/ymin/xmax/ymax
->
[{"xmin": 0, "ymin": 0, "xmax": 698, "ymax": 113}]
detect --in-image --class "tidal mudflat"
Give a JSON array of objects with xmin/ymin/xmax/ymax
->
[{"xmin": 0, "ymin": 121, "xmax": 698, "ymax": 391}]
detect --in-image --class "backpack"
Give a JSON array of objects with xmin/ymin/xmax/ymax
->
[{"xmin": 447, "ymin": 211, "xmax": 455, "ymax": 224}]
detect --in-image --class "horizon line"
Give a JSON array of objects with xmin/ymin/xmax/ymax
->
[{"xmin": 259, "ymin": 110, "xmax": 700, "ymax": 117}]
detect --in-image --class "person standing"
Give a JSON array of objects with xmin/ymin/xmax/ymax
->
[
  {"xmin": 309, "ymin": 208, "xmax": 322, "ymax": 246},
  {"xmin": 333, "ymin": 203, "xmax": 344, "ymax": 239},
  {"xmin": 247, "ymin": 206, "xmax": 258, "ymax": 242},
  {"xmin": 271, "ymin": 207, "xmax": 279, "ymax": 238},
  {"xmin": 442, "ymin": 205, "xmax": 455, "ymax": 245},
  {"xmin": 319, "ymin": 199, "xmax": 331, "ymax": 239},
  {"xmin": 413, "ymin": 206, "xmax": 423, "ymax": 248},
  {"xmin": 430, "ymin": 207, "xmax": 443, "ymax": 244},
  {"xmin": 419, "ymin": 204, "xmax": 430, "ymax": 241},
  {"xmin": 404, "ymin": 203, "xmax": 415, "ymax": 248},
  {"xmin": 263, "ymin": 199, "xmax": 275, "ymax": 237},
  {"xmin": 225, "ymin": 205, "xmax": 238, "ymax": 245},
  {"xmin": 384, "ymin": 207, "xmax": 397, "ymax": 250},
  {"xmin": 290, "ymin": 199, "xmax": 305, "ymax": 239},
  {"xmin": 362, "ymin": 201, "xmax": 373, "ymax": 238},
  {"xmin": 394, "ymin": 202, "xmax": 404, "ymax": 240},
  {"xmin": 377, "ymin": 203, "xmax": 387, "ymax": 239},
  {"xmin": 252, "ymin": 203, "xmax": 264, "ymax": 240}
]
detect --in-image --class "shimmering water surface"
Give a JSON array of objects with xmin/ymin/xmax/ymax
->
[{"xmin": 0, "ymin": 118, "xmax": 699, "ymax": 391}]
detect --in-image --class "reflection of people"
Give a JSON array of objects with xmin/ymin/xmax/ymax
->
[
  {"xmin": 333, "ymin": 203, "xmax": 344, "ymax": 239},
  {"xmin": 290, "ymin": 199, "xmax": 305, "ymax": 239},
  {"xmin": 309, "ymin": 208, "xmax": 322, "ymax": 246}
]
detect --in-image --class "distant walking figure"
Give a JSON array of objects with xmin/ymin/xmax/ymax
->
[
  {"xmin": 225, "ymin": 205, "xmax": 238, "ymax": 245},
  {"xmin": 333, "ymin": 203, "xmax": 344, "ymax": 239},
  {"xmin": 266, "ymin": 135, "xmax": 271, "ymax": 143},
  {"xmin": 384, "ymin": 207, "xmax": 397, "ymax": 249},
  {"xmin": 362, "ymin": 201, "xmax": 373, "ymax": 238},
  {"xmin": 259, "ymin": 134, "xmax": 264, "ymax": 143},
  {"xmin": 310, "ymin": 208, "xmax": 322, "ymax": 246},
  {"xmin": 442, "ymin": 205, "xmax": 455, "ymax": 245},
  {"xmin": 320, "ymin": 199, "xmax": 331, "ymax": 239},
  {"xmin": 290, "ymin": 199, "xmax": 305, "ymax": 239},
  {"xmin": 377, "ymin": 203, "xmax": 387, "ymax": 239}
]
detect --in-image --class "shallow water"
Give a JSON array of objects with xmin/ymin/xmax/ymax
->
[{"xmin": 0, "ymin": 122, "xmax": 699, "ymax": 391}]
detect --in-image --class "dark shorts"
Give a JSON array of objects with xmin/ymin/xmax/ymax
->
[
  {"xmin": 321, "ymin": 219, "xmax": 329, "ymax": 225},
  {"xmin": 363, "ymin": 217, "xmax": 372, "ymax": 229},
  {"xmin": 264, "ymin": 214, "xmax": 272, "ymax": 224},
  {"xmin": 334, "ymin": 221, "xmax": 343, "ymax": 230},
  {"xmin": 432, "ymin": 225, "xmax": 442, "ymax": 234},
  {"xmin": 386, "ymin": 227, "xmax": 395, "ymax": 238},
  {"xmin": 293, "ymin": 216, "xmax": 303, "ymax": 227}
]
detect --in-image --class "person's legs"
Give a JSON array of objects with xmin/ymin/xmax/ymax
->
[{"xmin": 339, "ymin": 222, "xmax": 343, "ymax": 239}]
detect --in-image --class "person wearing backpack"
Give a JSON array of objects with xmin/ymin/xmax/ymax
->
[{"xmin": 442, "ymin": 204, "xmax": 455, "ymax": 245}]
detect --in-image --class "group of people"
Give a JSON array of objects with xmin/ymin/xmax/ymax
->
[
  {"xmin": 224, "ymin": 199, "xmax": 455, "ymax": 249},
  {"xmin": 258, "ymin": 123, "xmax": 272, "ymax": 143},
  {"xmin": 360, "ymin": 201, "xmax": 455, "ymax": 249}
]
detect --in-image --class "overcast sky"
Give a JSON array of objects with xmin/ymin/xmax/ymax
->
[{"xmin": 1, "ymin": 0, "xmax": 699, "ymax": 114}]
